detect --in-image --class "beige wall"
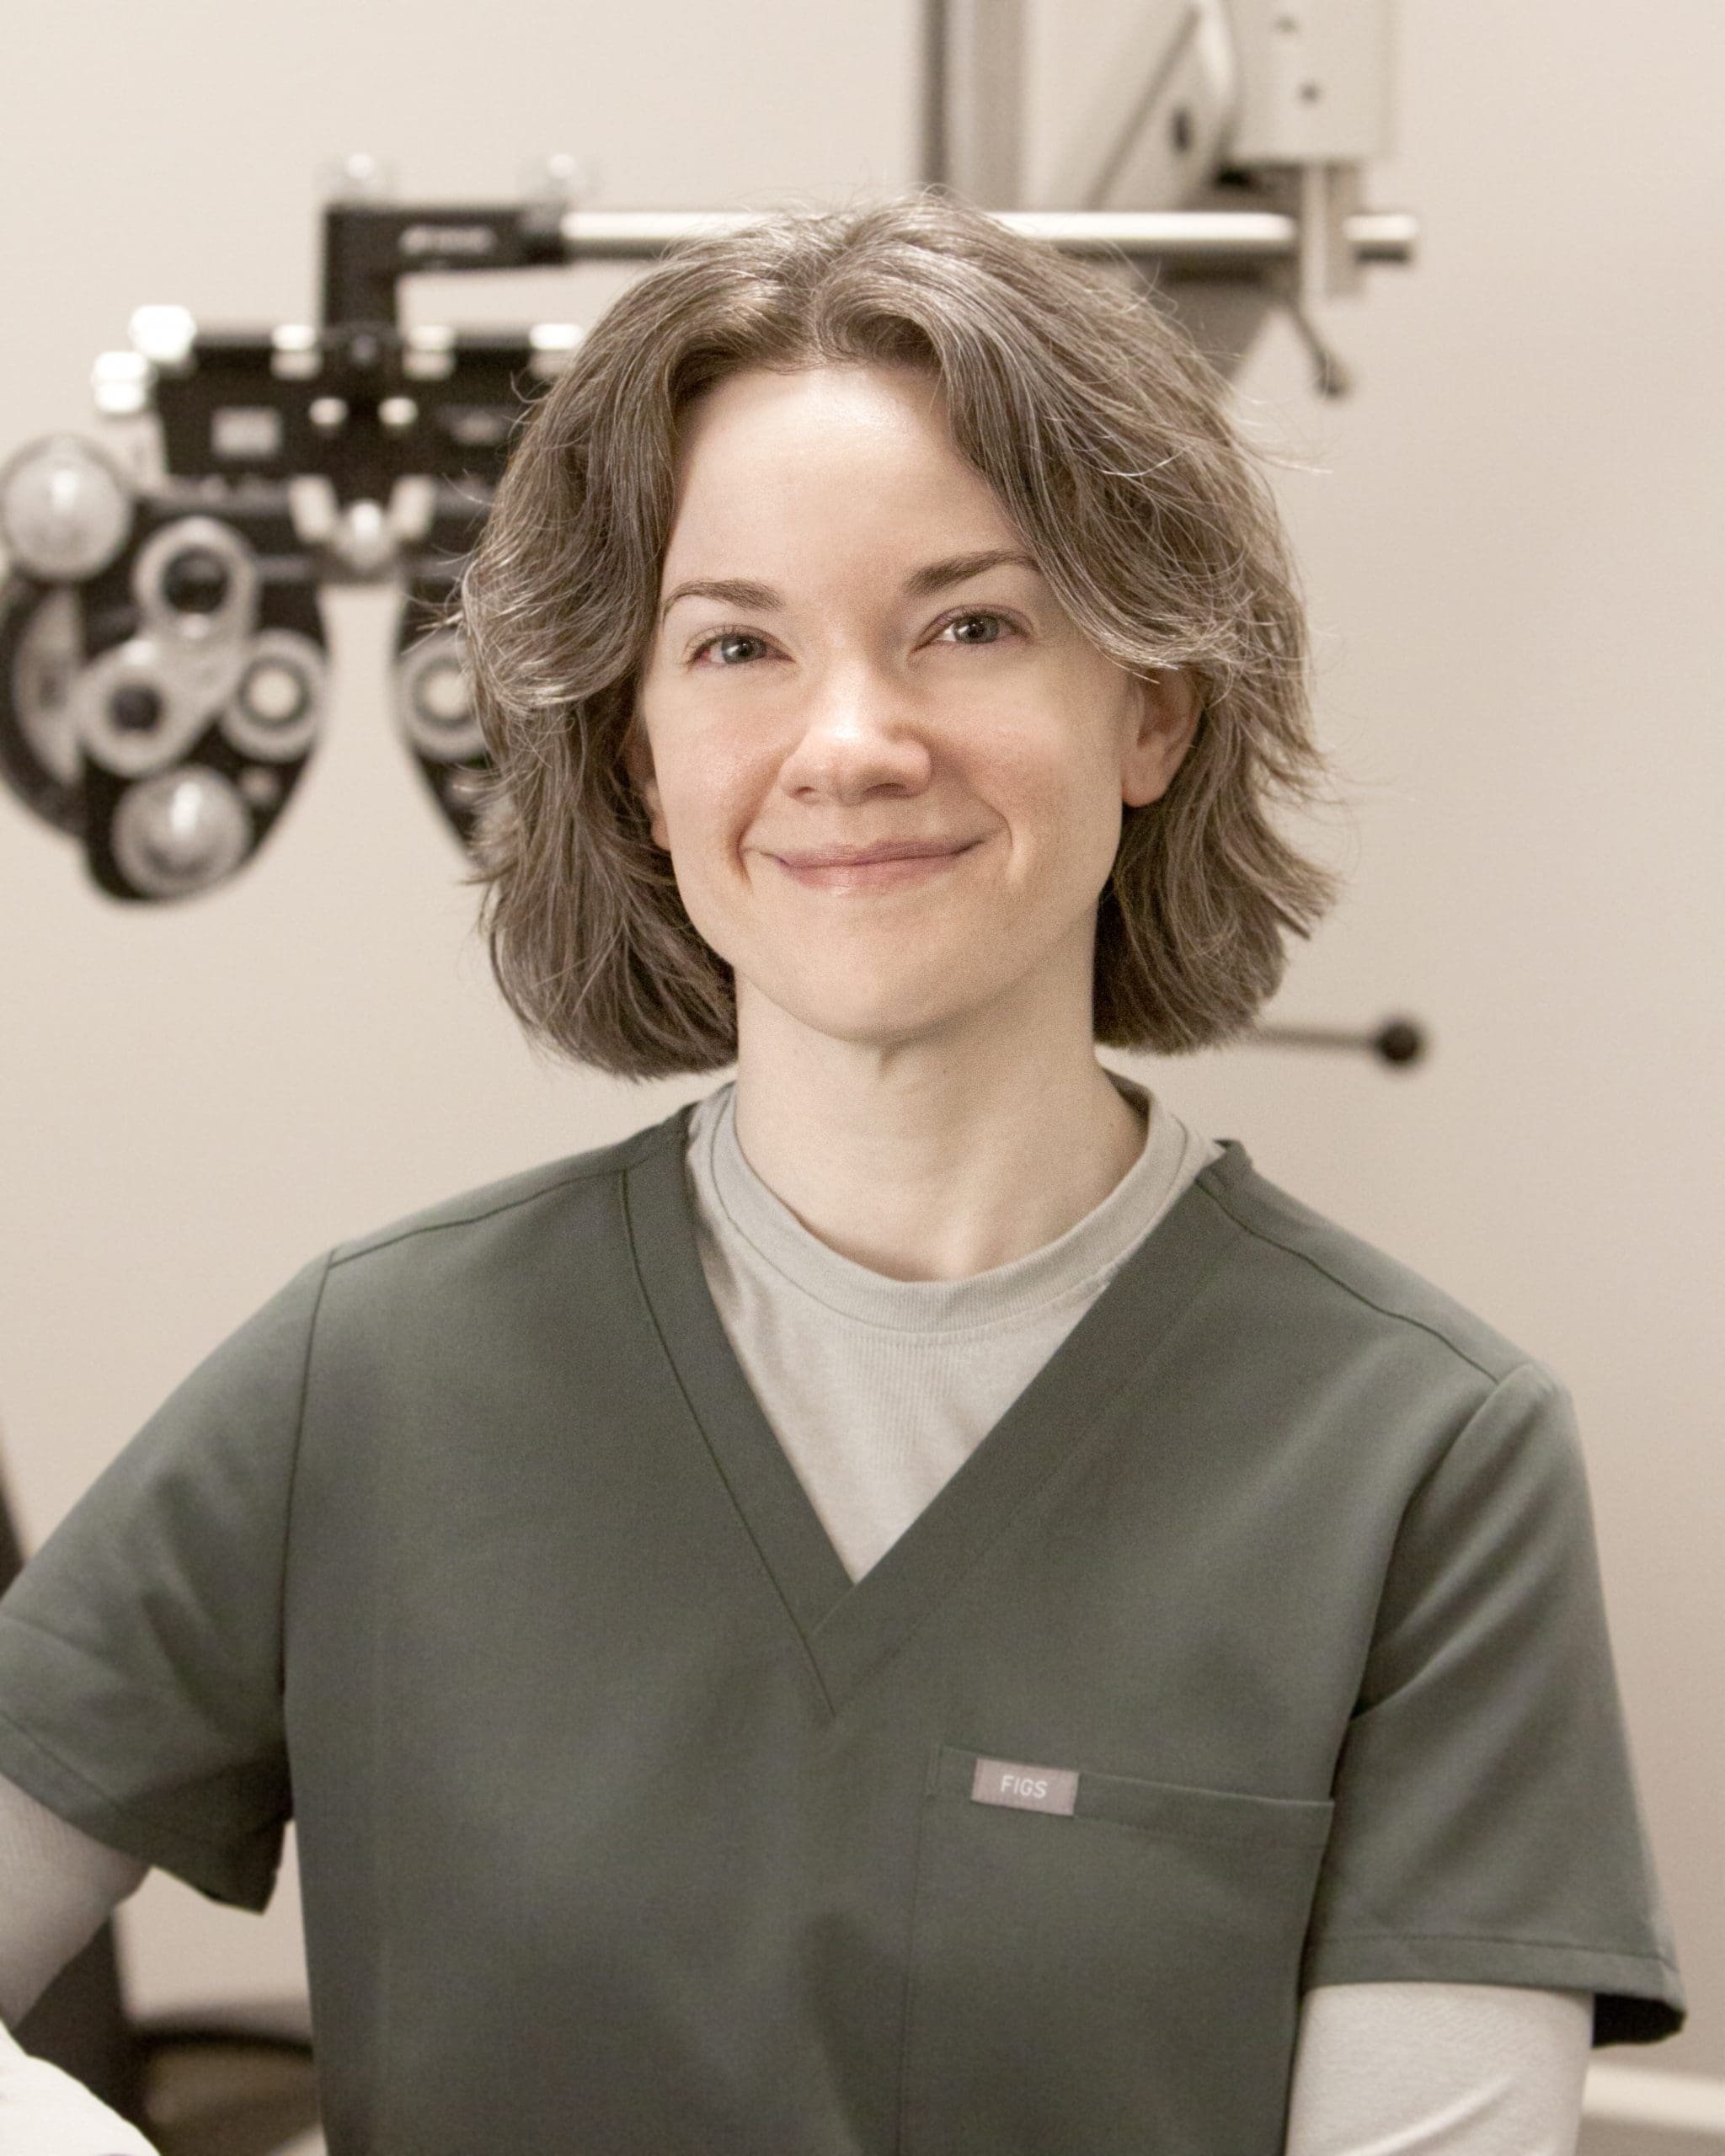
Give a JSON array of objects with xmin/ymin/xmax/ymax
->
[{"xmin": 0, "ymin": 0, "xmax": 1717, "ymax": 2094}]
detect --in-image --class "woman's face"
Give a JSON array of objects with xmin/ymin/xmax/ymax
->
[{"xmin": 631, "ymin": 362, "xmax": 1197, "ymax": 1054}]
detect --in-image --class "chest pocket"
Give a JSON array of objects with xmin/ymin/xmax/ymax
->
[{"xmin": 899, "ymin": 1744, "xmax": 1335, "ymax": 2156}]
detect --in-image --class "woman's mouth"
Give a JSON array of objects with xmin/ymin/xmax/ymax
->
[{"xmin": 767, "ymin": 838, "xmax": 982, "ymax": 891}]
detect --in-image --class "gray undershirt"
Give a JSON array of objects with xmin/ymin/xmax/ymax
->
[{"xmin": 685, "ymin": 1073, "xmax": 1220, "ymax": 1582}]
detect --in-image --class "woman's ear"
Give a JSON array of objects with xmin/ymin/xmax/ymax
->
[
  {"xmin": 1121, "ymin": 668, "xmax": 1202, "ymax": 809},
  {"xmin": 622, "ymin": 715, "xmax": 670, "ymax": 850}
]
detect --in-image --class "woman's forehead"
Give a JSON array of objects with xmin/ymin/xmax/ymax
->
[
  {"xmin": 678, "ymin": 360, "xmax": 947, "ymax": 450},
  {"xmin": 663, "ymin": 363, "xmax": 1019, "ymax": 582}
]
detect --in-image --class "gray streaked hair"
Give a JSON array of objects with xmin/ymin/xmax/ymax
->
[{"xmin": 458, "ymin": 190, "xmax": 1343, "ymax": 1077}]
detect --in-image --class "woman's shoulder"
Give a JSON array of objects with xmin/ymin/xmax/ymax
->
[
  {"xmin": 1194, "ymin": 1139, "xmax": 1554, "ymax": 1399},
  {"xmin": 323, "ymin": 1102, "xmax": 692, "ymax": 1281}
]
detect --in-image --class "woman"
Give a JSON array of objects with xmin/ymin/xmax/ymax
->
[{"xmin": 0, "ymin": 195, "xmax": 1684, "ymax": 2154}]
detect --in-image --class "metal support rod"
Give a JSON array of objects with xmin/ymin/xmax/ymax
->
[
  {"xmin": 928, "ymin": 0, "xmax": 1028, "ymax": 206},
  {"xmin": 557, "ymin": 206, "xmax": 1416, "ymax": 267},
  {"xmin": 1248, "ymin": 1017, "xmax": 1429, "ymax": 1068},
  {"xmin": 921, "ymin": 0, "xmax": 950, "ymax": 187}
]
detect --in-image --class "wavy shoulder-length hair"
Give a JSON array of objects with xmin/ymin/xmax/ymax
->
[{"xmin": 458, "ymin": 190, "xmax": 1341, "ymax": 1078}]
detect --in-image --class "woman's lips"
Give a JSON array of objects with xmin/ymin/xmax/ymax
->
[{"xmin": 766, "ymin": 839, "xmax": 982, "ymax": 891}]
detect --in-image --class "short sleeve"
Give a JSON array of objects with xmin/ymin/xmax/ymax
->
[
  {"xmin": 0, "ymin": 1253, "xmax": 330, "ymax": 1912},
  {"xmin": 1300, "ymin": 1358, "xmax": 1686, "ymax": 2046}
]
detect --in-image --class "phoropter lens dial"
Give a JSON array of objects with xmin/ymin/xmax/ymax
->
[
  {"xmin": 158, "ymin": 546, "xmax": 232, "ymax": 616},
  {"xmin": 0, "ymin": 435, "xmax": 134, "ymax": 582},
  {"xmin": 135, "ymin": 517, "xmax": 258, "ymax": 646}
]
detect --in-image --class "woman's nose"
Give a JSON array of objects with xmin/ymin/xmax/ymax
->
[{"xmin": 776, "ymin": 664, "xmax": 933, "ymax": 803}]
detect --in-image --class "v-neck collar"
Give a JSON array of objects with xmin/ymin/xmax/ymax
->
[{"xmin": 622, "ymin": 1107, "xmax": 1252, "ymax": 1717}]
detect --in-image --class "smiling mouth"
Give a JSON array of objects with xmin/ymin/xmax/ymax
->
[{"xmin": 766, "ymin": 838, "xmax": 983, "ymax": 888}]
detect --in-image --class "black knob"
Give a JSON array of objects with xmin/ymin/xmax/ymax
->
[
  {"xmin": 159, "ymin": 546, "xmax": 231, "ymax": 614},
  {"xmin": 1374, "ymin": 1018, "xmax": 1427, "ymax": 1066},
  {"xmin": 109, "ymin": 683, "xmax": 163, "ymax": 734}
]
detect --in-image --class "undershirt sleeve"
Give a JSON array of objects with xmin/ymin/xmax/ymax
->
[
  {"xmin": 1284, "ymin": 1982, "xmax": 1593, "ymax": 2156},
  {"xmin": 0, "ymin": 1769, "xmax": 145, "ymax": 2028}
]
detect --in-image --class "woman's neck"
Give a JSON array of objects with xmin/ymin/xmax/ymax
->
[{"xmin": 729, "ymin": 986, "xmax": 1146, "ymax": 1283}]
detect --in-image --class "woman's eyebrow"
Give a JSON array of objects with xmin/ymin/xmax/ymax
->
[
  {"xmin": 903, "ymin": 548, "xmax": 1041, "ymax": 597},
  {"xmin": 658, "ymin": 550, "xmax": 1041, "ymax": 625},
  {"xmin": 660, "ymin": 576, "xmax": 780, "ymax": 624}
]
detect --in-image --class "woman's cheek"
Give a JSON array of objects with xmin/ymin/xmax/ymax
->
[{"xmin": 655, "ymin": 785, "xmax": 754, "ymax": 958}]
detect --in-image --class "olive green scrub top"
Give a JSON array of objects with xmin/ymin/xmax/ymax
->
[{"xmin": 0, "ymin": 1107, "xmax": 1685, "ymax": 2155}]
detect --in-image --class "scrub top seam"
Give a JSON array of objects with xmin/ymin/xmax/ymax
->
[
  {"xmin": 616, "ymin": 1159, "xmax": 840, "ymax": 1720},
  {"xmin": 1378, "ymin": 1357, "xmax": 1558, "ymax": 1549},
  {"xmin": 1194, "ymin": 1177, "xmax": 1517, "ymax": 1386},
  {"xmin": 895, "ymin": 1758, "xmax": 935, "ymax": 2154},
  {"xmin": 908, "ymin": 1800, "xmax": 1336, "ymax": 1855},
  {"xmin": 275, "ymin": 1247, "xmax": 334, "ymax": 1689},
  {"xmin": 324, "ymin": 1126, "xmax": 679, "ymax": 1269},
  {"xmin": 0, "ymin": 1686, "xmax": 257, "ymax": 1860},
  {"xmin": 1310, "ymin": 1924, "xmax": 1682, "ymax": 1969}
]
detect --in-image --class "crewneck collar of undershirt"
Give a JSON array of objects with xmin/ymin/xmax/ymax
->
[{"xmin": 685, "ymin": 1074, "xmax": 1197, "ymax": 1335}]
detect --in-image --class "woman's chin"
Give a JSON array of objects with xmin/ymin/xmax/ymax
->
[{"xmin": 744, "ymin": 970, "xmax": 999, "ymax": 1056}]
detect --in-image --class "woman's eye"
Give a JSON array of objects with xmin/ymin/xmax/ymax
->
[
  {"xmin": 693, "ymin": 631, "xmax": 768, "ymax": 668},
  {"xmin": 940, "ymin": 611, "xmax": 1012, "ymax": 647}
]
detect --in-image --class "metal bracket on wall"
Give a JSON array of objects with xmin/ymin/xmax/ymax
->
[{"xmin": 918, "ymin": 0, "xmax": 1414, "ymax": 392}]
